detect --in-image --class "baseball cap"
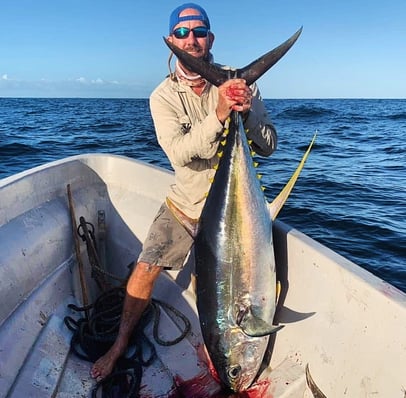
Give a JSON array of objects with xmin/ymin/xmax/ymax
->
[{"xmin": 169, "ymin": 3, "xmax": 211, "ymax": 34}]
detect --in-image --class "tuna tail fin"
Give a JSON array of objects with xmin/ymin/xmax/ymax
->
[
  {"xmin": 163, "ymin": 27, "xmax": 302, "ymax": 86},
  {"xmin": 237, "ymin": 306, "xmax": 284, "ymax": 337},
  {"xmin": 268, "ymin": 133, "xmax": 317, "ymax": 221},
  {"xmin": 239, "ymin": 27, "xmax": 302, "ymax": 85}
]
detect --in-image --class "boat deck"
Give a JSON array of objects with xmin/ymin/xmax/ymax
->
[{"xmin": 1, "ymin": 261, "xmax": 310, "ymax": 398}]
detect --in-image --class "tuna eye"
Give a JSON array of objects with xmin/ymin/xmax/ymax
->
[{"xmin": 227, "ymin": 365, "xmax": 241, "ymax": 379}]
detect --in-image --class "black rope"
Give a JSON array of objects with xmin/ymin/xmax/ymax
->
[
  {"xmin": 151, "ymin": 299, "xmax": 191, "ymax": 346},
  {"xmin": 91, "ymin": 360, "xmax": 142, "ymax": 398},
  {"xmin": 64, "ymin": 286, "xmax": 192, "ymax": 397}
]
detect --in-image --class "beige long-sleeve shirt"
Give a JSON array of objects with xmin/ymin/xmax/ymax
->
[{"xmin": 149, "ymin": 76, "xmax": 277, "ymax": 219}]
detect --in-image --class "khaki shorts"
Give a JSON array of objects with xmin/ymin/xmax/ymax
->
[{"xmin": 137, "ymin": 203, "xmax": 194, "ymax": 270}]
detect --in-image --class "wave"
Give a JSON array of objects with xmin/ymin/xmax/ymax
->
[
  {"xmin": 2, "ymin": 142, "xmax": 37, "ymax": 156},
  {"xmin": 92, "ymin": 122, "xmax": 125, "ymax": 131},
  {"xmin": 14, "ymin": 125, "xmax": 38, "ymax": 132},
  {"xmin": 382, "ymin": 145, "xmax": 405, "ymax": 155},
  {"xmin": 276, "ymin": 105, "xmax": 337, "ymax": 119},
  {"xmin": 329, "ymin": 124, "xmax": 352, "ymax": 133},
  {"xmin": 386, "ymin": 112, "xmax": 406, "ymax": 121}
]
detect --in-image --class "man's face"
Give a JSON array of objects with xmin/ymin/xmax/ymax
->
[{"xmin": 168, "ymin": 8, "xmax": 213, "ymax": 61}]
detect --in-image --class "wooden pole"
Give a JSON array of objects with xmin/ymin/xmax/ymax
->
[{"xmin": 67, "ymin": 184, "xmax": 90, "ymax": 318}]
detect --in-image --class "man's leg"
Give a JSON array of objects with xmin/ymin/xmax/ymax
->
[{"xmin": 90, "ymin": 261, "xmax": 162, "ymax": 380}]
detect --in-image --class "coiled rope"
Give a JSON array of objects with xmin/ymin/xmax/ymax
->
[{"xmin": 64, "ymin": 287, "xmax": 191, "ymax": 397}]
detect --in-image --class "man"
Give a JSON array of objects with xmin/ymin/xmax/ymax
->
[{"xmin": 91, "ymin": 2, "xmax": 277, "ymax": 380}]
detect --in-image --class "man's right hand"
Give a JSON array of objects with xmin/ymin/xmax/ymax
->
[{"xmin": 216, "ymin": 79, "xmax": 252, "ymax": 123}]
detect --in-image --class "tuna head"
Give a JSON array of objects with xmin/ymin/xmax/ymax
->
[{"xmin": 207, "ymin": 324, "xmax": 271, "ymax": 392}]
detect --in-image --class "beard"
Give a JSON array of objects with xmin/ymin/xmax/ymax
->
[{"xmin": 184, "ymin": 44, "xmax": 210, "ymax": 61}]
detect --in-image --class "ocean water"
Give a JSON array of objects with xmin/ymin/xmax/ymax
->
[{"xmin": 0, "ymin": 97, "xmax": 405, "ymax": 292}]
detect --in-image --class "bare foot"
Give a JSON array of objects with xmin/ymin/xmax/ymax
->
[{"xmin": 90, "ymin": 346, "xmax": 122, "ymax": 380}]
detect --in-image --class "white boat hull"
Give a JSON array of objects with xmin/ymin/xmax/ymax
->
[{"xmin": 1, "ymin": 154, "xmax": 405, "ymax": 397}]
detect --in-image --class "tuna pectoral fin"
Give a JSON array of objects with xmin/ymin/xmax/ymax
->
[
  {"xmin": 237, "ymin": 307, "xmax": 284, "ymax": 337},
  {"xmin": 268, "ymin": 133, "xmax": 317, "ymax": 221}
]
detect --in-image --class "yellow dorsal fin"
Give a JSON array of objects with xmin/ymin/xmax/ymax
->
[{"xmin": 268, "ymin": 133, "xmax": 317, "ymax": 221}]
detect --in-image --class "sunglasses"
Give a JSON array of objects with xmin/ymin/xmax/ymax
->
[{"xmin": 172, "ymin": 26, "xmax": 209, "ymax": 39}]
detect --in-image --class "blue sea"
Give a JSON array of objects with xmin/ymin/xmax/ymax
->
[{"xmin": 0, "ymin": 97, "xmax": 405, "ymax": 292}]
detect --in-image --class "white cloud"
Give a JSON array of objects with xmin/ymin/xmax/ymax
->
[
  {"xmin": 91, "ymin": 78, "xmax": 104, "ymax": 84},
  {"xmin": 76, "ymin": 77, "xmax": 110, "ymax": 85},
  {"xmin": 0, "ymin": 75, "xmax": 150, "ymax": 98}
]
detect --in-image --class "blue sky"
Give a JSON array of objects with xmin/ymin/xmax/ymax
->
[{"xmin": 1, "ymin": 0, "xmax": 405, "ymax": 98}]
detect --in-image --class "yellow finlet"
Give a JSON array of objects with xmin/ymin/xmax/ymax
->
[
  {"xmin": 268, "ymin": 133, "xmax": 317, "ymax": 221},
  {"xmin": 221, "ymin": 139, "xmax": 227, "ymax": 146},
  {"xmin": 253, "ymin": 161, "xmax": 259, "ymax": 168},
  {"xmin": 275, "ymin": 280, "xmax": 281, "ymax": 304},
  {"xmin": 217, "ymin": 151, "xmax": 223, "ymax": 158}
]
